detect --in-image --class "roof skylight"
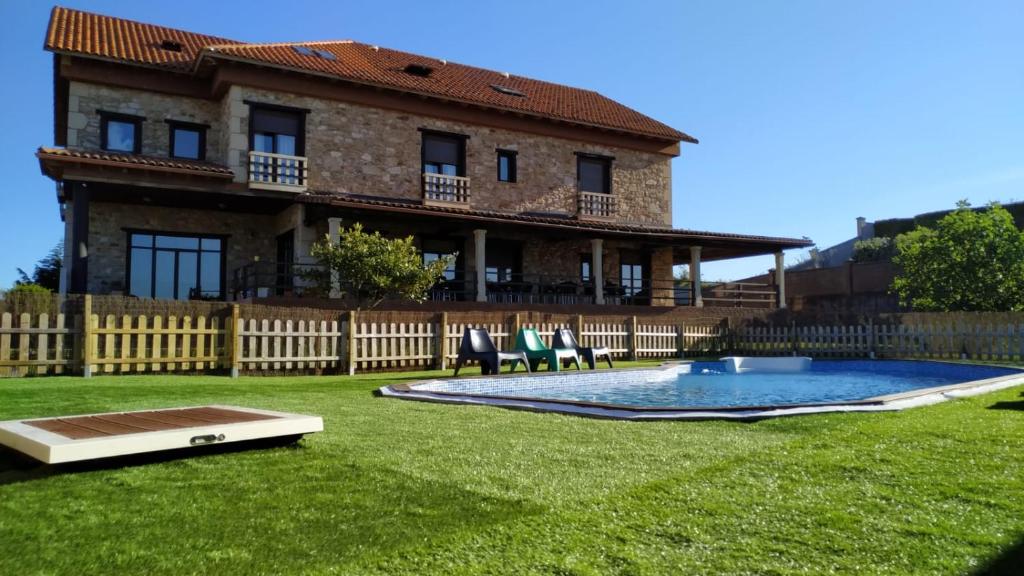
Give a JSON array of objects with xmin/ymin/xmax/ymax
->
[
  {"xmin": 159, "ymin": 39, "xmax": 183, "ymax": 52},
  {"xmin": 292, "ymin": 45, "xmax": 336, "ymax": 61},
  {"xmin": 490, "ymin": 84, "xmax": 525, "ymax": 97},
  {"xmin": 403, "ymin": 63, "xmax": 434, "ymax": 77}
]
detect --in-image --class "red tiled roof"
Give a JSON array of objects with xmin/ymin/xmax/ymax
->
[
  {"xmin": 36, "ymin": 147, "xmax": 236, "ymax": 177},
  {"xmin": 302, "ymin": 192, "xmax": 812, "ymax": 250},
  {"xmin": 45, "ymin": 6, "xmax": 696, "ymax": 143}
]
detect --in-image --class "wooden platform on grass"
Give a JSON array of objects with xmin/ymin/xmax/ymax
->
[{"xmin": 0, "ymin": 405, "xmax": 323, "ymax": 464}]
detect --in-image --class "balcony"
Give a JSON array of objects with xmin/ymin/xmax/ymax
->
[
  {"xmin": 248, "ymin": 151, "xmax": 308, "ymax": 192},
  {"xmin": 578, "ymin": 190, "xmax": 615, "ymax": 220},
  {"xmin": 422, "ymin": 173, "xmax": 471, "ymax": 206}
]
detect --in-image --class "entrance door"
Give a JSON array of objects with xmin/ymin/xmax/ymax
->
[{"xmin": 276, "ymin": 230, "xmax": 295, "ymax": 295}]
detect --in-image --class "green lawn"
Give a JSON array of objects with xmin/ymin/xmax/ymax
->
[{"xmin": 1, "ymin": 364, "xmax": 1022, "ymax": 575}]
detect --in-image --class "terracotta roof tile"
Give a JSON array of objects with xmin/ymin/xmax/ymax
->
[
  {"xmin": 45, "ymin": 6, "xmax": 242, "ymax": 71},
  {"xmin": 37, "ymin": 147, "xmax": 235, "ymax": 177},
  {"xmin": 45, "ymin": 7, "xmax": 696, "ymax": 143},
  {"xmin": 302, "ymin": 192, "xmax": 812, "ymax": 248}
]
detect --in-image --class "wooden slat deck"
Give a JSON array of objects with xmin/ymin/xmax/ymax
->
[{"xmin": 25, "ymin": 407, "xmax": 281, "ymax": 440}]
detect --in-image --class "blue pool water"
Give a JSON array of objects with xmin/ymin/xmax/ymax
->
[{"xmin": 418, "ymin": 360, "xmax": 1021, "ymax": 408}]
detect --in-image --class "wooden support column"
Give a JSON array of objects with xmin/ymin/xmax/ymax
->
[
  {"xmin": 775, "ymin": 251, "xmax": 787, "ymax": 309},
  {"xmin": 689, "ymin": 246, "xmax": 703, "ymax": 308},
  {"xmin": 591, "ymin": 238, "xmax": 604, "ymax": 305},
  {"xmin": 474, "ymin": 229, "xmax": 487, "ymax": 302}
]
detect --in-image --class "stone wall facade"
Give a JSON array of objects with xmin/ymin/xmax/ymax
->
[
  {"xmin": 223, "ymin": 86, "xmax": 673, "ymax": 227},
  {"xmin": 86, "ymin": 202, "xmax": 276, "ymax": 294},
  {"xmin": 67, "ymin": 81, "xmax": 225, "ymax": 163}
]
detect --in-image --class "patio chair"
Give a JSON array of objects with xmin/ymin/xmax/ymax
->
[
  {"xmin": 453, "ymin": 328, "xmax": 531, "ymax": 376},
  {"xmin": 552, "ymin": 328, "xmax": 613, "ymax": 370},
  {"xmin": 513, "ymin": 328, "xmax": 581, "ymax": 372}
]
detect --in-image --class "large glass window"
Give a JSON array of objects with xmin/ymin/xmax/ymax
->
[
  {"xmin": 421, "ymin": 238, "xmax": 459, "ymax": 281},
  {"xmin": 100, "ymin": 111, "xmax": 143, "ymax": 153},
  {"xmin": 168, "ymin": 120, "xmax": 207, "ymax": 160},
  {"xmin": 128, "ymin": 233, "xmax": 223, "ymax": 300},
  {"xmin": 485, "ymin": 240, "xmax": 522, "ymax": 283},
  {"xmin": 422, "ymin": 132, "xmax": 465, "ymax": 176},
  {"xmin": 619, "ymin": 251, "xmax": 647, "ymax": 300},
  {"xmin": 578, "ymin": 155, "xmax": 612, "ymax": 194}
]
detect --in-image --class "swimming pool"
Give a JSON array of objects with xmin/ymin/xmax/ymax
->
[{"xmin": 379, "ymin": 360, "xmax": 1024, "ymax": 420}]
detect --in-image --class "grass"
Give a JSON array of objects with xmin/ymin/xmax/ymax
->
[{"xmin": 1, "ymin": 362, "xmax": 1023, "ymax": 575}]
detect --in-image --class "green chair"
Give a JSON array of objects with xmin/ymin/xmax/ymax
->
[{"xmin": 513, "ymin": 328, "xmax": 581, "ymax": 372}]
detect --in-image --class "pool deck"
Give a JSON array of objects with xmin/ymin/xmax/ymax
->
[{"xmin": 377, "ymin": 361, "xmax": 1024, "ymax": 421}]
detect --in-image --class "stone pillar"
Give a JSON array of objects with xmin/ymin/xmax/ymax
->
[
  {"xmin": 775, "ymin": 251, "xmax": 787, "ymax": 309},
  {"xmin": 689, "ymin": 245, "xmax": 703, "ymax": 308},
  {"xmin": 591, "ymin": 238, "xmax": 604, "ymax": 305},
  {"xmin": 327, "ymin": 217, "xmax": 343, "ymax": 298},
  {"xmin": 473, "ymin": 229, "xmax": 487, "ymax": 302}
]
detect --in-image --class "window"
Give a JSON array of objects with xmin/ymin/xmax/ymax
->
[
  {"xmin": 167, "ymin": 120, "xmax": 207, "ymax": 160},
  {"xmin": 497, "ymin": 149, "xmax": 517, "ymax": 183},
  {"xmin": 99, "ymin": 111, "xmax": 143, "ymax": 153},
  {"xmin": 577, "ymin": 154, "xmax": 612, "ymax": 194},
  {"xmin": 421, "ymin": 238, "xmax": 459, "ymax": 281},
  {"xmin": 248, "ymin": 102, "xmax": 307, "ymax": 185},
  {"xmin": 580, "ymin": 254, "xmax": 593, "ymax": 283},
  {"xmin": 485, "ymin": 240, "xmax": 522, "ymax": 283},
  {"xmin": 619, "ymin": 251, "xmax": 647, "ymax": 303},
  {"xmin": 249, "ymin": 105, "xmax": 305, "ymax": 156},
  {"xmin": 127, "ymin": 233, "xmax": 224, "ymax": 300},
  {"xmin": 421, "ymin": 131, "xmax": 466, "ymax": 176}
]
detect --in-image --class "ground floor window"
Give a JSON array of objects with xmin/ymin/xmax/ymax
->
[
  {"xmin": 421, "ymin": 237, "xmax": 459, "ymax": 281},
  {"xmin": 619, "ymin": 251, "xmax": 647, "ymax": 301},
  {"xmin": 128, "ymin": 232, "xmax": 224, "ymax": 300},
  {"xmin": 485, "ymin": 240, "xmax": 522, "ymax": 282}
]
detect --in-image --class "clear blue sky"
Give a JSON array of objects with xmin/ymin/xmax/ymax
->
[{"xmin": 1, "ymin": 0, "xmax": 1021, "ymax": 285}]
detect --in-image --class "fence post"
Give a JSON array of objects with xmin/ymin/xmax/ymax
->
[
  {"xmin": 868, "ymin": 319, "xmax": 876, "ymax": 359},
  {"xmin": 512, "ymin": 313, "xmax": 521, "ymax": 339},
  {"xmin": 230, "ymin": 304, "xmax": 241, "ymax": 377},
  {"xmin": 575, "ymin": 314, "xmax": 584, "ymax": 342},
  {"xmin": 629, "ymin": 315, "xmax": 638, "ymax": 361},
  {"xmin": 347, "ymin": 310, "xmax": 357, "ymax": 376},
  {"xmin": 677, "ymin": 322, "xmax": 686, "ymax": 358},
  {"xmin": 791, "ymin": 321, "xmax": 798, "ymax": 356},
  {"xmin": 437, "ymin": 312, "xmax": 448, "ymax": 371},
  {"xmin": 82, "ymin": 294, "xmax": 93, "ymax": 378}
]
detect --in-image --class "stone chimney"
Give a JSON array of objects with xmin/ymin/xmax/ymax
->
[{"xmin": 856, "ymin": 217, "xmax": 868, "ymax": 240}]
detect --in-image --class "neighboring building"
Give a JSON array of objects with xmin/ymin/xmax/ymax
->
[
  {"xmin": 38, "ymin": 7, "xmax": 811, "ymax": 307},
  {"xmin": 790, "ymin": 217, "xmax": 874, "ymax": 271}
]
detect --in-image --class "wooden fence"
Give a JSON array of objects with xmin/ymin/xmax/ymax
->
[{"xmin": 3, "ymin": 295, "xmax": 1024, "ymax": 377}]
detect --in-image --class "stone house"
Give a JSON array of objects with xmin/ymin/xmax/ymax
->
[{"xmin": 38, "ymin": 7, "xmax": 811, "ymax": 307}]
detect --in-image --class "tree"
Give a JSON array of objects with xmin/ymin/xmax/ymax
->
[
  {"xmin": 307, "ymin": 223, "xmax": 455, "ymax": 309},
  {"xmin": 891, "ymin": 201, "xmax": 1024, "ymax": 311},
  {"xmin": 15, "ymin": 241, "xmax": 62, "ymax": 292}
]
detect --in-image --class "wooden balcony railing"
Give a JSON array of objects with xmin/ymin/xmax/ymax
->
[
  {"xmin": 423, "ymin": 173, "xmax": 471, "ymax": 205},
  {"xmin": 248, "ymin": 151, "xmax": 308, "ymax": 192},
  {"xmin": 578, "ymin": 190, "xmax": 616, "ymax": 219}
]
